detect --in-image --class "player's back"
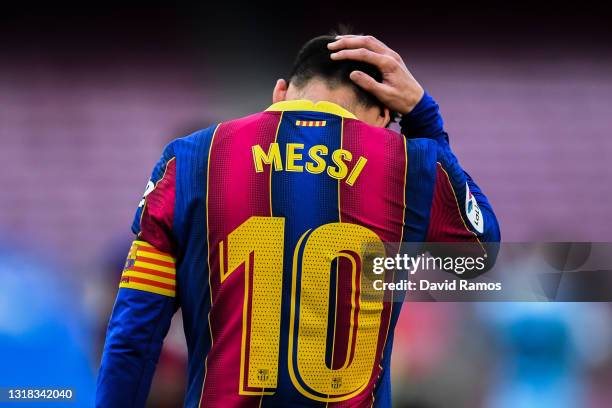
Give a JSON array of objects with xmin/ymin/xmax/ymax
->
[
  {"xmin": 179, "ymin": 100, "xmax": 428, "ymax": 408},
  {"xmin": 98, "ymin": 93, "xmax": 499, "ymax": 408}
]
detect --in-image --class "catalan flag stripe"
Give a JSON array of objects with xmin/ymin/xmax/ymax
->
[
  {"xmin": 119, "ymin": 240, "xmax": 177, "ymax": 297},
  {"xmin": 134, "ymin": 256, "xmax": 175, "ymax": 269},
  {"xmin": 123, "ymin": 270, "xmax": 176, "ymax": 285},
  {"xmin": 295, "ymin": 120, "xmax": 327, "ymax": 127},
  {"xmin": 136, "ymin": 248, "xmax": 174, "ymax": 263},
  {"xmin": 134, "ymin": 260, "xmax": 175, "ymax": 274},
  {"xmin": 130, "ymin": 266, "xmax": 175, "ymax": 280},
  {"xmin": 136, "ymin": 243, "xmax": 176, "ymax": 258},
  {"xmin": 119, "ymin": 281, "xmax": 175, "ymax": 297},
  {"xmin": 126, "ymin": 276, "xmax": 175, "ymax": 290}
]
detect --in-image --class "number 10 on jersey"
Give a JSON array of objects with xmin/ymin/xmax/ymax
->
[{"xmin": 219, "ymin": 216, "xmax": 386, "ymax": 402}]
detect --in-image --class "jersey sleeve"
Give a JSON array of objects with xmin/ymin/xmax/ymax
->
[
  {"xmin": 96, "ymin": 142, "xmax": 179, "ymax": 408},
  {"xmin": 401, "ymin": 93, "xmax": 501, "ymax": 273},
  {"xmin": 427, "ymin": 146, "xmax": 499, "ymax": 244}
]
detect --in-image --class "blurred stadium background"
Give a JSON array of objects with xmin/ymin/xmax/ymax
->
[{"xmin": 1, "ymin": 3, "xmax": 611, "ymax": 407}]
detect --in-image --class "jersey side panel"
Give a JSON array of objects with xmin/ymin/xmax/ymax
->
[{"xmin": 170, "ymin": 127, "xmax": 218, "ymax": 408}]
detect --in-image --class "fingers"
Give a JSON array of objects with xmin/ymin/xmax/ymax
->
[
  {"xmin": 328, "ymin": 35, "xmax": 402, "ymax": 63},
  {"xmin": 328, "ymin": 35, "xmax": 386, "ymax": 54},
  {"xmin": 330, "ymin": 47, "xmax": 397, "ymax": 71},
  {"xmin": 349, "ymin": 70, "xmax": 391, "ymax": 97}
]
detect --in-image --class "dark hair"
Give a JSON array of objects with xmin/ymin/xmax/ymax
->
[{"xmin": 288, "ymin": 34, "xmax": 397, "ymax": 122}]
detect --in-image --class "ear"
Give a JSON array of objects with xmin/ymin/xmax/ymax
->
[
  {"xmin": 382, "ymin": 107, "xmax": 391, "ymax": 127},
  {"xmin": 375, "ymin": 106, "xmax": 391, "ymax": 128},
  {"xmin": 272, "ymin": 79, "xmax": 288, "ymax": 103}
]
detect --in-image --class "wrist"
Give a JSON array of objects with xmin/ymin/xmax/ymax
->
[
  {"xmin": 400, "ymin": 87, "xmax": 425, "ymax": 115},
  {"xmin": 399, "ymin": 91, "xmax": 446, "ymax": 139}
]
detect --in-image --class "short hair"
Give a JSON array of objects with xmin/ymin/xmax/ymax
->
[{"xmin": 288, "ymin": 34, "xmax": 397, "ymax": 122}]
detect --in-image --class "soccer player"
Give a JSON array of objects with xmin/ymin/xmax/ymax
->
[{"xmin": 97, "ymin": 34, "xmax": 500, "ymax": 407}]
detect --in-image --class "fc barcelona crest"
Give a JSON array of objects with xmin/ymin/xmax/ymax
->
[{"xmin": 257, "ymin": 369, "xmax": 269, "ymax": 382}]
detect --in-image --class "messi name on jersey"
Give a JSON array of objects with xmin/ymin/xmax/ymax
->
[{"xmin": 251, "ymin": 142, "xmax": 368, "ymax": 186}]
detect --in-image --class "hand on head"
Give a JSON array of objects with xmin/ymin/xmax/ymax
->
[{"xmin": 328, "ymin": 35, "xmax": 424, "ymax": 115}]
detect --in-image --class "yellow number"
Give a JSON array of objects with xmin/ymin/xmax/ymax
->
[
  {"xmin": 220, "ymin": 216, "xmax": 285, "ymax": 393},
  {"xmin": 220, "ymin": 217, "xmax": 385, "ymax": 401},
  {"xmin": 288, "ymin": 223, "xmax": 385, "ymax": 401}
]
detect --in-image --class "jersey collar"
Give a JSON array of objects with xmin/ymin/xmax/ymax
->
[{"xmin": 265, "ymin": 100, "xmax": 357, "ymax": 119}]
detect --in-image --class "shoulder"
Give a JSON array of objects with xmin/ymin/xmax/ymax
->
[
  {"xmin": 344, "ymin": 119, "xmax": 402, "ymax": 141},
  {"xmin": 168, "ymin": 124, "xmax": 220, "ymax": 158},
  {"xmin": 168, "ymin": 111, "xmax": 281, "ymax": 162},
  {"xmin": 405, "ymin": 137, "xmax": 438, "ymax": 157},
  {"xmin": 404, "ymin": 137, "xmax": 439, "ymax": 186},
  {"xmin": 345, "ymin": 120, "xmax": 438, "ymax": 155},
  {"xmin": 343, "ymin": 120, "xmax": 407, "ymax": 160},
  {"xmin": 158, "ymin": 124, "xmax": 221, "ymax": 171}
]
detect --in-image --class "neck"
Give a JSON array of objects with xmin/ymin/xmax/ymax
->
[{"xmin": 286, "ymin": 81, "xmax": 356, "ymax": 113}]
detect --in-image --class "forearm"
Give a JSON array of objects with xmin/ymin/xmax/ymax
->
[
  {"xmin": 406, "ymin": 92, "xmax": 500, "ymax": 243},
  {"xmin": 96, "ymin": 289, "xmax": 175, "ymax": 407},
  {"xmin": 400, "ymin": 92, "xmax": 448, "ymax": 143}
]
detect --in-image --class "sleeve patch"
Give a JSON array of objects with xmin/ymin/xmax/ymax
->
[
  {"xmin": 465, "ymin": 182, "xmax": 484, "ymax": 233},
  {"xmin": 119, "ymin": 240, "xmax": 176, "ymax": 297},
  {"xmin": 426, "ymin": 164, "xmax": 479, "ymax": 242},
  {"xmin": 138, "ymin": 157, "xmax": 177, "ymax": 254},
  {"xmin": 138, "ymin": 180, "xmax": 155, "ymax": 208}
]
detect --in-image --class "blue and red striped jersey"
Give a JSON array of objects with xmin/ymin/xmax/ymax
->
[{"xmin": 97, "ymin": 94, "xmax": 500, "ymax": 408}]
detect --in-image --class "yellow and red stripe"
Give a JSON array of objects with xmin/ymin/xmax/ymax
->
[
  {"xmin": 119, "ymin": 240, "xmax": 176, "ymax": 297},
  {"xmin": 295, "ymin": 120, "xmax": 327, "ymax": 127}
]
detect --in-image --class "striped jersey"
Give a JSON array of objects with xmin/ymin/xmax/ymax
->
[{"xmin": 97, "ymin": 96, "xmax": 500, "ymax": 407}]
